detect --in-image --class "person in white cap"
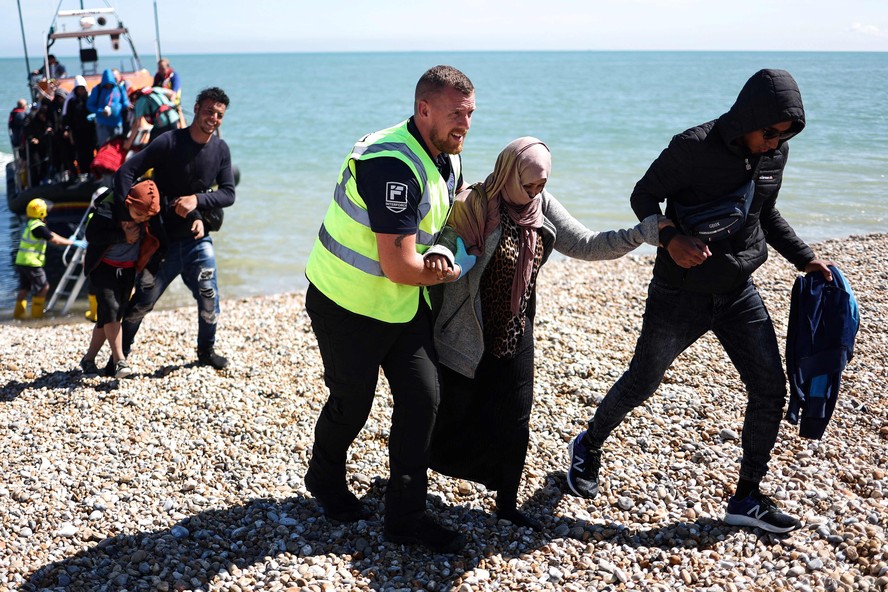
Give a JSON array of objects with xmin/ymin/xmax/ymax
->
[{"xmin": 62, "ymin": 75, "xmax": 97, "ymax": 176}]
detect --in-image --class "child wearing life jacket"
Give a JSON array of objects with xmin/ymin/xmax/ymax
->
[
  {"xmin": 78, "ymin": 180, "xmax": 161, "ymax": 378},
  {"xmin": 13, "ymin": 198, "xmax": 86, "ymax": 319}
]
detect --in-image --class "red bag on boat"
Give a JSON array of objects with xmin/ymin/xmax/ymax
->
[{"xmin": 90, "ymin": 137, "xmax": 127, "ymax": 177}]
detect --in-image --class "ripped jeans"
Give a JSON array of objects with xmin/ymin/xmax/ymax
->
[{"xmin": 122, "ymin": 236, "xmax": 220, "ymax": 355}]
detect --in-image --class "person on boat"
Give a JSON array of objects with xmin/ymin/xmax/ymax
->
[
  {"xmin": 7, "ymin": 98, "xmax": 28, "ymax": 158},
  {"xmin": 113, "ymin": 87, "xmax": 235, "ymax": 372},
  {"xmin": 62, "ymin": 76, "xmax": 97, "ymax": 177},
  {"xmin": 112, "ymin": 69, "xmax": 133, "ymax": 137},
  {"xmin": 79, "ymin": 180, "xmax": 161, "ymax": 378},
  {"xmin": 13, "ymin": 198, "xmax": 86, "ymax": 319},
  {"xmin": 122, "ymin": 86, "xmax": 183, "ymax": 152},
  {"xmin": 32, "ymin": 54, "xmax": 67, "ymax": 80},
  {"xmin": 153, "ymin": 58, "xmax": 182, "ymax": 103},
  {"xmin": 426, "ymin": 137, "xmax": 667, "ymax": 530},
  {"xmin": 565, "ymin": 69, "xmax": 834, "ymax": 534},
  {"xmin": 23, "ymin": 101, "xmax": 54, "ymax": 185},
  {"xmin": 112, "ymin": 69, "xmax": 131, "ymax": 95},
  {"xmin": 48, "ymin": 88, "xmax": 76, "ymax": 180},
  {"xmin": 303, "ymin": 65, "xmax": 474, "ymax": 554},
  {"xmin": 87, "ymin": 68, "xmax": 131, "ymax": 147}
]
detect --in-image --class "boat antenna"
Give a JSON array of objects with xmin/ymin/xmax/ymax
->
[
  {"xmin": 154, "ymin": 0, "xmax": 162, "ymax": 62},
  {"xmin": 16, "ymin": 0, "xmax": 32, "ymax": 81}
]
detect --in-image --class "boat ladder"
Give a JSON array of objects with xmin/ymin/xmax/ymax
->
[{"xmin": 46, "ymin": 187, "xmax": 107, "ymax": 314}]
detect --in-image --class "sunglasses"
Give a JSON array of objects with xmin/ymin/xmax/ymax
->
[{"xmin": 762, "ymin": 126, "xmax": 795, "ymax": 141}]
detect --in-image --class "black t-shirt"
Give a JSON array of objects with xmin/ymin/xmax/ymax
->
[
  {"xmin": 113, "ymin": 128, "xmax": 235, "ymax": 240},
  {"xmin": 32, "ymin": 223, "xmax": 53, "ymax": 241},
  {"xmin": 355, "ymin": 118, "xmax": 461, "ymax": 235}
]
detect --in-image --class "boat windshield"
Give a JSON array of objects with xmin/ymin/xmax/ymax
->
[{"xmin": 28, "ymin": 2, "xmax": 153, "ymax": 101}]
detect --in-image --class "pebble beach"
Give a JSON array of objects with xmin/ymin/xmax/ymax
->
[{"xmin": 1, "ymin": 233, "xmax": 885, "ymax": 592}]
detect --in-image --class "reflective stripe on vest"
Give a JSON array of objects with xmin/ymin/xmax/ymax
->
[
  {"xmin": 306, "ymin": 120, "xmax": 459, "ymax": 322},
  {"xmin": 15, "ymin": 219, "xmax": 47, "ymax": 267}
]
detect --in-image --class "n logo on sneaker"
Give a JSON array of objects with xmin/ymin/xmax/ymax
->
[{"xmin": 747, "ymin": 504, "xmax": 768, "ymax": 520}]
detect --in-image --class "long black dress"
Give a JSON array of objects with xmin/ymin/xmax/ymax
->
[{"xmin": 430, "ymin": 213, "xmax": 543, "ymax": 512}]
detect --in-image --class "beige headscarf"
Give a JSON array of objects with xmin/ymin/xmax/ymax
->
[{"xmin": 450, "ymin": 137, "xmax": 551, "ymax": 313}]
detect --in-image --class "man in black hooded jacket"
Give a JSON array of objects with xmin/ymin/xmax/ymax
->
[{"xmin": 566, "ymin": 69, "xmax": 832, "ymax": 533}]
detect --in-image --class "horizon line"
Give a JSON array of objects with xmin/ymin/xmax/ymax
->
[{"xmin": 2, "ymin": 48, "xmax": 888, "ymax": 60}]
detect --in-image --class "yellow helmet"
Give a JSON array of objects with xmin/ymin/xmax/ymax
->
[{"xmin": 26, "ymin": 198, "xmax": 48, "ymax": 220}]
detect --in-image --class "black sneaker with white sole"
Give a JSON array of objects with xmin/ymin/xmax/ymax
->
[
  {"xmin": 114, "ymin": 360, "xmax": 133, "ymax": 379},
  {"xmin": 566, "ymin": 430, "xmax": 602, "ymax": 499},
  {"xmin": 724, "ymin": 491, "xmax": 801, "ymax": 533}
]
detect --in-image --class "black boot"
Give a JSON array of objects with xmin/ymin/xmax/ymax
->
[
  {"xmin": 495, "ymin": 505, "xmax": 542, "ymax": 530},
  {"xmin": 384, "ymin": 514, "xmax": 465, "ymax": 553},
  {"xmin": 305, "ymin": 470, "xmax": 368, "ymax": 523}
]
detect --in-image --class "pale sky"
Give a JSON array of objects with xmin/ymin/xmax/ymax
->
[{"xmin": 4, "ymin": 0, "xmax": 888, "ymax": 59}]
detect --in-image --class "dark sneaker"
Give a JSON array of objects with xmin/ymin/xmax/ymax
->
[
  {"xmin": 103, "ymin": 355, "xmax": 115, "ymax": 377},
  {"xmin": 79, "ymin": 357, "xmax": 100, "ymax": 376},
  {"xmin": 384, "ymin": 514, "xmax": 465, "ymax": 553},
  {"xmin": 305, "ymin": 472, "xmax": 368, "ymax": 523},
  {"xmin": 114, "ymin": 360, "xmax": 133, "ymax": 379},
  {"xmin": 566, "ymin": 430, "xmax": 602, "ymax": 499},
  {"xmin": 495, "ymin": 507, "xmax": 542, "ymax": 530},
  {"xmin": 197, "ymin": 348, "xmax": 229, "ymax": 370},
  {"xmin": 724, "ymin": 491, "xmax": 802, "ymax": 533}
]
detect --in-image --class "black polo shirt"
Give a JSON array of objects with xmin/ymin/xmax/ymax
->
[{"xmin": 355, "ymin": 117, "xmax": 461, "ymax": 236}]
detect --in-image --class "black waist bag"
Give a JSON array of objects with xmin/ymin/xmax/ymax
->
[
  {"xmin": 200, "ymin": 207, "xmax": 224, "ymax": 232},
  {"xmin": 192, "ymin": 180, "xmax": 224, "ymax": 231},
  {"xmin": 673, "ymin": 180, "xmax": 755, "ymax": 243}
]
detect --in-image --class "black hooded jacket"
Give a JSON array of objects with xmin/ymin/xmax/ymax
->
[{"xmin": 631, "ymin": 69, "xmax": 815, "ymax": 294}]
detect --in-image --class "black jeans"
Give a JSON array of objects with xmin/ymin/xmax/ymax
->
[
  {"xmin": 587, "ymin": 277, "xmax": 786, "ymax": 483},
  {"xmin": 305, "ymin": 283, "xmax": 440, "ymax": 526}
]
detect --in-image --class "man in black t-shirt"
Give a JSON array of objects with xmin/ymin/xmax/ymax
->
[{"xmin": 113, "ymin": 87, "xmax": 235, "ymax": 371}]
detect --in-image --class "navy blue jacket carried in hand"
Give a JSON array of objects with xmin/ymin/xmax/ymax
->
[{"xmin": 785, "ymin": 265, "xmax": 859, "ymax": 439}]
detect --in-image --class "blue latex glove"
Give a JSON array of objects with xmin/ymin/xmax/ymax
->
[
  {"xmin": 454, "ymin": 236, "xmax": 476, "ymax": 279},
  {"xmin": 73, "ymin": 239, "xmax": 87, "ymax": 250},
  {"xmin": 86, "ymin": 113, "xmax": 96, "ymax": 122}
]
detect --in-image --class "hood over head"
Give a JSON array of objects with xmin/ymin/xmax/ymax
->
[
  {"xmin": 718, "ymin": 69, "xmax": 805, "ymax": 146},
  {"xmin": 100, "ymin": 68, "xmax": 116, "ymax": 86},
  {"xmin": 74, "ymin": 75, "xmax": 87, "ymax": 89}
]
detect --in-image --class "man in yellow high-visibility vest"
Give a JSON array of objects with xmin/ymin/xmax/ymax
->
[
  {"xmin": 14, "ymin": 198, "xmax": 85, "ymax": 319},
  {"xmin": 304, "ymin": 65, "xmax": 477, "ymax": 553}
]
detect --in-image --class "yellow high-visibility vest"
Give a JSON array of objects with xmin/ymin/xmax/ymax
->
[
  {"xmin": 15, "ymin": 218, "xmax": 48, "ymax": 268},
  {"xmin": 306, "ymin": 120, "xmax": 458, "ymax": 322}
]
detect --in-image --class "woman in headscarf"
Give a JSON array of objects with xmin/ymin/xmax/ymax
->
[{"xmin": 428, "ymin": 137, "xmax": 670, "ymax": 528}]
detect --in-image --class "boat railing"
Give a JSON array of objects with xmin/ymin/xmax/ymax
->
[
  {"xmin": 49, "ymin": 4, "xmax": 146, "ymax": 74},
  {"xmin": 47, "ymin": 190, "xmax": 102, "ymax": 314}
]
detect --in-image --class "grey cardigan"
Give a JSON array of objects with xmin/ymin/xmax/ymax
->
[{"xmin": 430, "ymin": 189, "xmax": 660, "ymax": 378}]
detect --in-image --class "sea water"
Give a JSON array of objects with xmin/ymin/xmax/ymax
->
[{"xmin": 2, "ymin": 51, "xmax": 886, "ymax": 312}]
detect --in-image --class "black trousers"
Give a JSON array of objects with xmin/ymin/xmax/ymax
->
[
  {"xmin": 304, "ymin": 283, "xmax": 440, "ymax": 526},
  {"xmin": 431, "ymin": 319, "xmax": 535, "ymax": 510}
]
